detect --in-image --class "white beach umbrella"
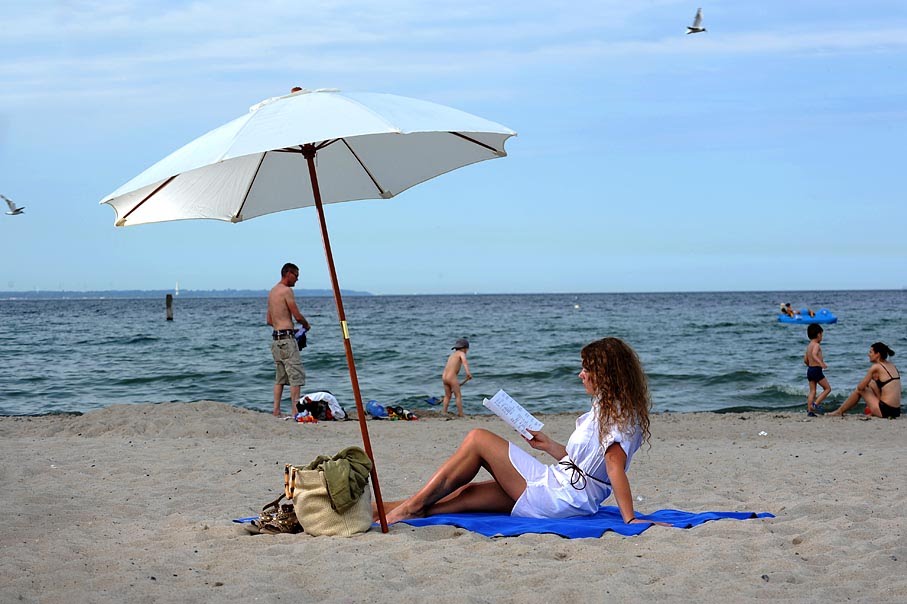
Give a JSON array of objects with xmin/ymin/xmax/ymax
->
[
  {"xmin": 100, "ymin": 87, "xmax": 516, "ymax": 532},
  {"xmin": 102, "ymin": 88, "xmax": 514, "ymax": 225}
]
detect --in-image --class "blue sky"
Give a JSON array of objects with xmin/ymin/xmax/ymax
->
[{"xmin": 1, "ymin": 1, "xmax": 905, "ymax": 294}]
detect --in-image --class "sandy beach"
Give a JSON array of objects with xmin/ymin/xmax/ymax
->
[{"xmin": 1, "ymin": 401, "xmax": 903, "ymax": 602}]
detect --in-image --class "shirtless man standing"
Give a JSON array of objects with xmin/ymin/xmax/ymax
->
[{"xmin": 266, "ymin": 263, "xmax": 311, "ymax": 416}]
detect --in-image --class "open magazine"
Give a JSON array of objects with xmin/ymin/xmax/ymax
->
[{"xmin": 482, "ymin": 389, "xmax": 543, "ymax": 439}]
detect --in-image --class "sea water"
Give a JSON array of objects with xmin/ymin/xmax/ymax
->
[{"xmin": 0, "ymin": 291, "xmax": 904, "ymax": 416}]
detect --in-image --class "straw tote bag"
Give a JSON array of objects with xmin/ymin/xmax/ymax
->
[{"xmin": 285, "ymin": 464, "xmax": 372, "ymax": 537}]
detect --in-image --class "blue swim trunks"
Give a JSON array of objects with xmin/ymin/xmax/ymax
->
[{"xmin": 806, "ymin": 366, "xmax": 825, "ymax": 382}]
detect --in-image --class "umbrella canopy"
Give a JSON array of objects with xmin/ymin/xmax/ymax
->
[
  {"xmin": 101, "ymin": 88, "xmax": 515, "ymax": 226},
  {"xmin": 101, "ymin": 88, "xmax": 516, "ymax": 533}
]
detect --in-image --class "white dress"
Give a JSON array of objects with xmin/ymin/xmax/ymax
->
[{"xmin": 509, "ymin": 406, "xmax": 643, "ymax": 518}]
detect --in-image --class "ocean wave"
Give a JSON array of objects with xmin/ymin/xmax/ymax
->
[
  {"xmin": 683, "ymin": 321, "xmax": 742, "ymax": 330},
  {"xmin": 649, "ymin": 370, "xmax": 763, "ymax": 387},
  {"xmin": 489, "ymin": 366, "xmax": 578, "ymax": 382},
  {"xmin": 757, "ymin": 382, "xmax": 807, "ymax": 396},
  {"xmin": 702, "ymin": 370, "xmax": 763, "ymax": 386},
  {"xmin": 116, "ymin": 371, "xmax": 216, "ymax": 385},
  {"xmin": 92, "ymin": 334, "xmax": 161, "ymax": 346}
]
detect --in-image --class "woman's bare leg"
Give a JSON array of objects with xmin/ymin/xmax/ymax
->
[
  {"xmin": 829, "ymin": 383, "xmax": 880, "ymax": 416},
  {"xmin": 385, "ymin": 429, "xmax": 526, "ymax": 523},
  {"xmin": 861, "ymin": 389, "xmax": 883, "ymax": 417},
  {"xmin": 427, "ymin": 480, "xmax": 516, "ymax": 515},
  {"xmin": 828, "ymin": 389, "xmax": 861, "ymax": 416}
]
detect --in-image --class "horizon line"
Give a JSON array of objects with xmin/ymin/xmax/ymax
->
[{"xmin": 1, "ymin": 286, "xmax": 904, "ymax": 298}]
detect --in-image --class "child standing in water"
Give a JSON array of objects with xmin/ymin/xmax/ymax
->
[
  {"xmin": 804, "ymin": 324, "xmax": 832, "ymax": 416},
  {"xmin": 442, "ymin": 338, "xmax": 473, "ymax": 417}
]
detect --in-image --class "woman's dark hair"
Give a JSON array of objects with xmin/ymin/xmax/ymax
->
[{"xmin": 871, "ymin": 342, "xmax": 895, "ymax": 360}]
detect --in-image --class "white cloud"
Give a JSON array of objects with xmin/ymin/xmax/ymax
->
[{"xmin": 4, "ymin": 1, "xmax": 906, "ymax": 109}]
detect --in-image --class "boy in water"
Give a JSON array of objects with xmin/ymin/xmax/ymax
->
[
  {"xmin": 442, "ymin": 338, "xmax": 473, "ymax": 417},
  {"xmin": 804, "ymin": 324, "xmax": 832, "ymax": 416}
]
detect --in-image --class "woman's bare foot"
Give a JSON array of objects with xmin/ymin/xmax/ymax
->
[
  {"xmin": 373, "ymin": 500, "xmax": 406, "ymax": 522},
  {"xmin": 385, "ymin": 501, "xmax": 427, "ymax": 524}
]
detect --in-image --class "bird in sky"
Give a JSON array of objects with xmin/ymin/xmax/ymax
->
[
  {"xmin": 2, "ymin": 194, "xmax": 25, "ymax": 215},
  {"xmin": 687, "ymin": 8, "xmax": 707, "ymax": 34}
]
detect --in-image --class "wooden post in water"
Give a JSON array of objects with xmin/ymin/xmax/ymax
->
[{"xmin": 166, "ymin": 294, "xmax": 174, "ymax": 321}]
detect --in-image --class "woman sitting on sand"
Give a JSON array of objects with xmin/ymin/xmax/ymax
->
[
  {"xmin": 381, "ymin": 337, "xmax": 652, "ymax": 525},
  {"xmin": 828, "ymin": 342, "xmax": 901, "ymax": 419}
]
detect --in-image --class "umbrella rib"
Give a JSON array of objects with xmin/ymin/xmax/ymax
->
[
  {"xmin": 340, "ymin": 138, "xmax": 391, "ymax": 198},
  {"xmin": 232, "ymin": 153, "xmax": 267, "ymax": 222},
  {"xmin": 451, "ymin": 132, "xmax": 503, "ymax": 155},
  {"xmin": 272, "ymin": 140, "xmax": 338, "ymax": 155},
  {"xmin": 116, "ymin": 175, "xmax": 177, "ymax": 227}
]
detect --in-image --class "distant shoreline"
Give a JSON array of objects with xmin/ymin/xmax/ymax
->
[
  {"xmin": 0, "ymin": 288, "xmax": 373, "ymax": 300},
  {"xmin": 1, "ymin": 287, "xmax": 903, "ymax": 301}
]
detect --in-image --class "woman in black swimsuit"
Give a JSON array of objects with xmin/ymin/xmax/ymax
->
[{"xmin": 829, "ymin": 342, "xmax": 901, "ymax": 418}]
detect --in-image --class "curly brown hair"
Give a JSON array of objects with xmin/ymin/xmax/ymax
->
[{"xmin": 581, "ymin": 337, "xmax": 651, "ymax": 447}]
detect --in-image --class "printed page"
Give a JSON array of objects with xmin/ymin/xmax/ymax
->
[{"xmin": 482, "ymin": 389, "xmax": 544, "ymax": 439}]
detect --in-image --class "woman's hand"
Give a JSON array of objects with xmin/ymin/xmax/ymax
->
[
  {"xmin": 626, "ymin": 517, "xmax": 671, "ymax": 527},
  {"xmin": 525, "ymin": 430, "xmax": 551, "ymax": 450},
  {"xmin": 525, "ymin": 431, "xmax": 567, "ymax": 460}
]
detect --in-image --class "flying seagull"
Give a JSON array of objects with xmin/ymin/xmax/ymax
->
[
  {"xmin": 687, "ymin": 8, "xmax": 707, "ymax": 34},
  {"xmin": 1, "ymin": 194, "xmax": 25, "ymax": 215}
]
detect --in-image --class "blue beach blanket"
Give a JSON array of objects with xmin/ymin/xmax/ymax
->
[{"xmin": 394, "ymin": 506, "xmax": 774, "ymax": 538}]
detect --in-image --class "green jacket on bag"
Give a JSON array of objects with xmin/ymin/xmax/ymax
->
[{"xmin": 304, "ymin": 446, "xmax": 373, "ymax": 513}]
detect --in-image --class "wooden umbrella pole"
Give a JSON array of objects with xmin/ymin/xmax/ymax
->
[{"xmin": 303, "ymin": 145, "xmax": 388, "ymax": 533}]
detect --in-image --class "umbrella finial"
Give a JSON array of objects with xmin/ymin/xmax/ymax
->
[{"xmin": 250, "ymin": 87, "xmax": 309, "ymax": 112}]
